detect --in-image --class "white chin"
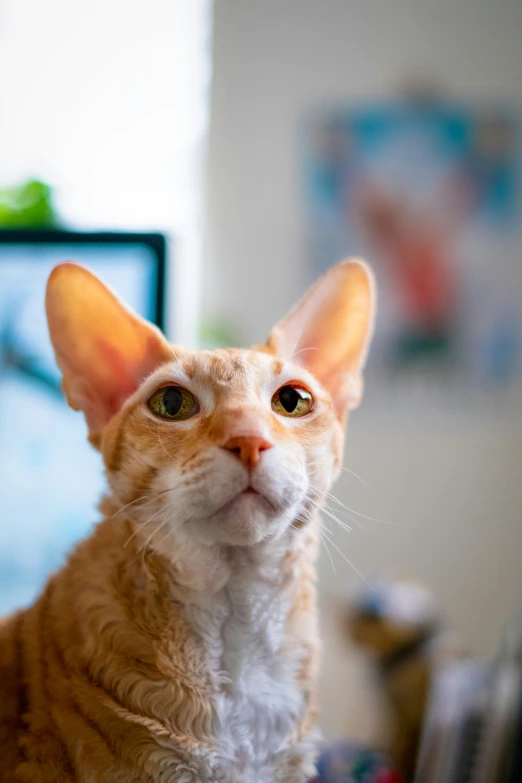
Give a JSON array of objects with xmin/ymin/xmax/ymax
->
[{"xmin": 200, "ymin": 493, "xmax": 283, "ymax": 546}]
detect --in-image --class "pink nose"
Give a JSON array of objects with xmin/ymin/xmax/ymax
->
[{"xmin": 222, "ymin": 435, "xmax": 273, "ymax": 468}]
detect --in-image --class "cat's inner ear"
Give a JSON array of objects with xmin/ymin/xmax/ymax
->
[
  {"xmin": 46, "ymin": 262, "xmax": 173, "ymax": 437},
  {"xmin": 267, "ymin": 259, "xmax": 375, "ymax": 417}
]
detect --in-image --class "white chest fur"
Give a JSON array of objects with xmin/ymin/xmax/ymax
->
[{"xmin": 184, "ymin": 548, "xmax": 309, "ymax": 783}]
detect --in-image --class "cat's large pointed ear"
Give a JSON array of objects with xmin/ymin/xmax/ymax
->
[
  {"xmin": 46, "ymin": 262, "xmax": 173, "ymax": 438},
  {"xmin": 267, "ymin": 259, "xmax": 375, "ymax": 418}
]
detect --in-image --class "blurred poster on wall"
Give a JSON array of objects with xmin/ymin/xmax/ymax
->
[{"xmin": 304, "ymin": 101, "xmax": 521, "ymax": 401}]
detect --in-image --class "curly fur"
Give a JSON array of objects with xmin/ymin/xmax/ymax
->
[{"xmin": 0, "ymin": 259, "xmax": 374, "ymax": 782}]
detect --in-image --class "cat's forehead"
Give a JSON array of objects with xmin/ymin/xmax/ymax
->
[{"xmin": 178, "ymin": 347, "xmax": 285, "ymax": 388}]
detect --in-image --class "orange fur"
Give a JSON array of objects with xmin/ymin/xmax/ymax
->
[{"xmin": 0, "ymin": 260, "xmax": 375, "ymax": 782}]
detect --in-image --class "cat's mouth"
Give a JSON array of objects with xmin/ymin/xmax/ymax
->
[
  {"xmin": 211, "ymin": 484, "xmax": 277, "ymax": 519},
  {"xmin": 234, "ymin": 487, "xmax": 276, "ymax": 512},
  {"xmin": 192, "ymin": 475, "xmax": 301, "ymax": 546}
]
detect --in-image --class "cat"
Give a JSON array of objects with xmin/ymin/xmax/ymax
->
[{"xmin": 0, "ymin": 258, "xmax": 375, "ymax": 782}]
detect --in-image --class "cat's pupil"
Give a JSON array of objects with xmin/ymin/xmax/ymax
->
[
  {"xmin": 163, "ymin": 387, "xmax": 183, "ymax": 416},
  {"xmin": 279, "ymin": 386, "xmax": 300, "ymax": 412}
]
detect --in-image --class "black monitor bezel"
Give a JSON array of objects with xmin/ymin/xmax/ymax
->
[{"xmin": 0, "ymin": 229, "xmax": 166, "ymax": 330}]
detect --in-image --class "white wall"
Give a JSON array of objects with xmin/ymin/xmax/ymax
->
[{"xmin": 205, "ymin": 0, "xmax": 522, "ymax": 741}]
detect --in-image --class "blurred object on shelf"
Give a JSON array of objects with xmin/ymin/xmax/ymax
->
[
  {"xmin": 311, "ymin": 739, "xmax": 403, "ymax": 783},
  {"xmin": 0, "ymin": 180, "xmax": 59, "ymax": 228},
  {"xmin": 415, "ymin": 607, "xmax": 522, "ymax": 783},
  {"xmin": 347, "ymin": 580, "xmax": 462, "ymax": 781}
]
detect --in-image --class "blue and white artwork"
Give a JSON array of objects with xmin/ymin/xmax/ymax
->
[{"xmin": 304, "ymin": 102, "xmax": 521, "ymax": 393}]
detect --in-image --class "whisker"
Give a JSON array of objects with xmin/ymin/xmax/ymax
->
[
  {"xmin": 139, "ymin": 499, "xmax": 187, "ymax": 562},
  {"xmin": 318, "ymin": 526, "xmax": 336, "ymax": 576},
  {"xmin": 308, "ymin": 490, "xmax": 360, "ymax": 528},
  {"xmin": 111, "ymin": 487, "xmax": 175, "ymax": 519},
  {"xmin": 330, "ymin": 501, "xmax": 402, "ymax": 527},
  {"xmin": 111, "ymin": 494, "xmax": 155, "ymax": 518},
  {"xmin": 291, "ymin": 345, "xmax": 318, "ymax": 360},
  {"xmin": 308, "ymin": 481, "xmax": 402, "ymax": 527},
  {"xmin": 323, "ymin": 502, "xmax": 361, "ymax": 531},
  {"xmin": 290, "ymin": 326, "xmax": 306, "ymax": 359},
  {"xmin": 321, "ymin": 505, "xmax": 355, "ymax": 533},
  {"xmin": 137, "ymin": 518, "xmax": 170, "ymax": 556},
  {"xmin": 308, "ymin": 495, "xmax": 360, "ymax": 533},
  {"xmin": 336, "ymin": 465, "xmax": 367, "ymax": 485},
  {"xmin": 154, "ymin": 525, "xmax": 175, "ymax": 552},
  {"xmin": 124, "ymin": 506, "xmax": 167, "ymax": 548},
  {"xmin": 319, "ymin": 525, "xmax": 370, "ymax": 587},
  {"xmin": 297, "ymin": 501, "xmax": 336, "ymax": 576},
  {"xmin": 319, "ymin": 520, "xmax": 333, "ymax": 536},
  {"xmin": 299, "ymin": 502, "xmax": 333, "ymax": 534}
]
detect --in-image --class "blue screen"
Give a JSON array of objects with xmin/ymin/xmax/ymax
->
[{"xmin": 0, "ymin": 244, "xmax": 161, "ymax": 613}]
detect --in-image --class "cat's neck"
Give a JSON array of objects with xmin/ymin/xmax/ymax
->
[
  {"xmin": 65, "ymin": 497, "xmax": 320, "ymax": 755},
  {"xmin": 100, "ymin": 493, "xmax": 318, "ymax": 601},
  {"xmin": 151, "ymin": 519, "xmax": 315, "ymax": 602}
]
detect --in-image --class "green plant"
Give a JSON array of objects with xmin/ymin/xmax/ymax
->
[{"xmin": 0, "ymin": 179, "xmax": 59, "ymax": 228}]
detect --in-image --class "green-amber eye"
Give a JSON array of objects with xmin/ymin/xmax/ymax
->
[
  {"xmin": 148, "ymin": 386, "xmax": 199, "ymax": 421},
  {"xmin": 271, "ymin": 384, "xmax": 313, "ymax": 418}
]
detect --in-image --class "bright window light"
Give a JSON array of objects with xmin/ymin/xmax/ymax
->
[{"xmin": 0, "ymin": 0, "xmax": 212, "ymax": 344}]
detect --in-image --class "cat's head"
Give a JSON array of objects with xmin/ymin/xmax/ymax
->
[{"xmin": 46, "ymin": 260, "xmax": 374, "ymax": 549}]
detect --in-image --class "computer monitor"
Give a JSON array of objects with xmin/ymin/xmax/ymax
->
[{"xmin": 0, "ymin": 230, "xmax": 167, "ymax": 612}]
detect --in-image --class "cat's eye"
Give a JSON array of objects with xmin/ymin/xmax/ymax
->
[
  {"xmin": 271, "ymin": 384, "xmax": 313, "ymax": 418},
  {"xmin": 147, "ymin": 386, "xmax": 199, "ymax": 421}
]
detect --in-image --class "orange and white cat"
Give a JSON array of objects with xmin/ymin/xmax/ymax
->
[{"xmin": 0, "ymin": 259, "xmax": 375, "ymax": 782}]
